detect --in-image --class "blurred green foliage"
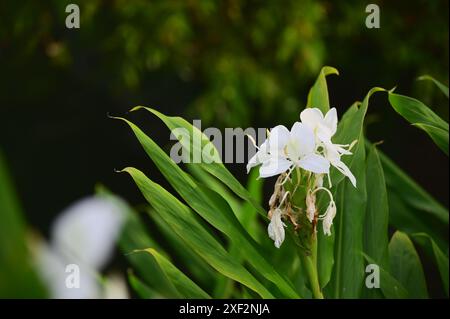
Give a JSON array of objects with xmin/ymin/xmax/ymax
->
[{"xmin": 1, "ymin": 0, "xmax": 448, "ymax": 126}]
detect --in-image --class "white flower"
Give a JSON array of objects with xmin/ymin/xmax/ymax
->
[
  {"xmin": 300, "ymin": 107, "xmax": 356, "ymax": 187},
  {"xmin": 248, "ymin": 123, "xmax": 330, "ymax": 178},
  {"xmin": 300, "ymin": 107, "xmax": 338, "ymax": 143},
  {"xmin": 323, "ymin": 144, "xmax": 357, "ymax": 187},
  {"xmin": 321, "ymin": 201, "xmax": 336, "ymax": 236},
  {"xmin": 33, "ymin": 197, "xmax": 128, "ymax": 299},
  {"xmin": 267, "ymin": 208, "xmax": 286, "ymax": 248}
]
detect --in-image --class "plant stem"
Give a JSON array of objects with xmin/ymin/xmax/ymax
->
[{"xmin": 300, "ymin": 252, "xmax": 324, "ymax": 299}]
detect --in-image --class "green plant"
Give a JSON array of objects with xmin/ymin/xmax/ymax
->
[{"xmin": 114, "ymin": 67, "xmax": 449, "ymax": 298}]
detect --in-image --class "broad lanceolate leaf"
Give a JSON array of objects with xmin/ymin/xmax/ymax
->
[
  {"xmin": 411, "ymin": 233, "xmax": 449, "ymax": 296},
  {"xmin": 317, "ymin": 89, "xmax": 383, "ymax": 291},
  {"xmin": 122, "ymin": 167, "xmax": 274, "ymax": 298},
  {"xmin": 363, "ymin": 254, "xmax": 409, "ymax": 299},
  {"xmin": 418, "ymin": 75, "xmax": 449, "ymax": 98},
  {"xmin": 0, "ymin": 151, "xmax": 46, "ymax": 298},
  {"xmin": 389, "ymin": 231, "xmax": 428, "ymax": 299},
  {"xmin": 118, "ymin": 210, "xmax": 184, "ymax": 298},
  {"xmin": 388, "ymin": 93, "xmax": 449, "ymax": 155},
  {"xmin": 140, "ymin": 248, "xmax": 211, "ymax": 299},
  {"xmin": 148, "ymin": 209, "xmax": 218, "ymax": 290},
  {"xmin": 378, "ymin": 149, "xmax": 448, "ymax": 253},
  {"xmin": 331, "ymin": 133, "xmax": 367, "ymax": 298},
  {"xmin": 331, "ymin": 88, "xmax": 386, "ymax": 186},
  {"xmin": 115, "ymin": 115, "xmax": 300, "ymax": 298},
  {"xmin": 128, "ymin": 272, "xmax": 163, "ymax": 299},
  {"xmin": 364, "ymin": 144, "xmax": 390, "ymax": 270},
  {"xmin": 306, "ymin": 66, "xmax": 339, "ymax": 114},
  {"xmin": 131, "ymin": 107, "xmax": 266, "ymax": 218}
]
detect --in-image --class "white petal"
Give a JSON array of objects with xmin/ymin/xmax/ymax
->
[
  {"xmin": 290, "ymin": 122, "xmax": 316, "ymax": 156},
  {"xmin": 298, "ymin": 153, "xmax": 330, "ymax": 174},
  {"xmin": 332, "ymin": 160, "xmax": 357, "ymax": 187},
  {"xmin": 300, "ymin": 108, "xmax": 324, "ymax": 130},
  {"xmin": 268, "ymin": 125, "xmax": 290, "ymax": 154},
  {"xmin": 51, "ymin": 197, "xmax": 127, "ymax": 270},
  {"xmin": 259, "ymin": 157, "xmax": 292, "ymax": 178},
  {"xmin": 324, "ymin": 108, "xmax": 338, "ymax": 136},
  {"xmin": 246, "ymin": 145, "xmax": 270, "ymax": 173}
]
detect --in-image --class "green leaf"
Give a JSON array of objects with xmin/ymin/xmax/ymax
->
[
  {"xmin": 388, "ymin": 93, "xmax": 449, "ymax": 154},
  {"xmin": 148, "ymin": 209, "xmax": 217, "ymax": 289},
  {"xmin": 389, "ymin": 231, "xmax": 428, "ymax": 298},
  {"xmin": 131, "ymin": 107, "xmax": 266, "ymax": 218},
  {"xmin": 0, "ymin": 151, "xmax": 46, "ymax": 298},
  {"xmin": 418, "ymin": 75, "xmax": 449, "ymax": 98},
  {"xmin": 364, "ymin": 144, "xmax": 390, "ymax": 270},
  {"xmin": 139, "ymin": 248, "xmax": 211, "ymax": 299},
  {"xmin": 411, "ymin": 233, "xmax": 449, "ymax": 296},
  {"xmin": 118, "ymin": 210, "xmax": 183, "ymax": 298},
  {"xmin": 121, "ymin": 167, "xmax": 274, "ymax": 298},
  {"xmin": 377, "ymin": 149, "xmax": 448, "ymax": 252},
  {"xmin": 128, "ymin": 271, "xmax": 163, "ymax": 299},
  {"xmin": 114, "ymin": 115, "xmax": 300, "ymax": 298},
  {"xmin": 363, "ymin": 254, "xmax": 409, "ymax": 299},
  {"xmin": 413, "ymin": 123, "xmax": 448, "ymax": 155},
  {"xmin": 306, "ymin": 66, "xmax": 339, "ymax": 113},
  {"xmin": 317, "ymin": 89, "xmax": 383, "ymax": 291},
  {"xmin": 331, "ymin": 88, "xmax": 386, "ymax": 186},
  {"xmin": 332, "ymin": 133, "xmax": 367, "ymax": 298}
]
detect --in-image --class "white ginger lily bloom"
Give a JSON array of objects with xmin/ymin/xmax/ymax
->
[
  {"xmin": 300, "ymin": 107, "xmax": 356, "ymax": 187},
  {"xmin": 267, "ymin": 208, "xmax": 286, "ymax": 248},
  {"xmin": 247, "ymin": 123, "xmax": 330, "ymax": 178},
  {"xmin": 33, "ymin": 197, "xmax": 129, "ymax": 299}
]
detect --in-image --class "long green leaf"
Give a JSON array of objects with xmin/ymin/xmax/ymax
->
[
  {"xmin": 121, "ymin": 167, "xmax": 274, "ymax": 298},
  {"xmin": 363, "ymin": 254, "xmax": 409, "ymax": 299},
  {"xmin": 131, "ymin": 107, "xmax": 266, "ymax": 218},
  {"xmin": 114, "ymin": 115, "xmax": 300, "ymax": 298},
  {"xmin": 332, "ymin": 133, "xmax": 367, "ymax": 298},
  {"xmin": 306, "ymin": 66, "xmax": 339, "ymax": 113},
  {"xmin": 364, "ymin": 144, "xmax": 390, "ymax": 269},
  {"xmin": 148, "ymin": 209, "xmax": 218, "ymax": 289},
  {"xmin": 118, "ymin": 210, "xmax": 183, "ymax": 298},
  {"xmin": 418, "ymin": 75, "xmax": 449, "ymax": 98},
  {"xmin": 0, "ymin": 151, "xmax": 46, "ymax": 298},
  {"xmin": 388, "ymin": 93, "xmax": 449, "ymax": 155},
  {"xmin": 317, "ymin": 89, "xmax": 382, "ymax": 290},
  {"xmin": 389, "ymin": 231, "xmax": 428, "ymax": 298},
  {"xmin": 139, "ymin": 248, "xmax": 211, "ymax": 299},
  {"xmin": 411, "ymin": 233, "xmax": 449, "ymax": 296},
  {"xmin": 331, "ymin": 87, "xmax": 385, "ymax": 186},
  {"xmin": 128, "ymin": 271, "xmax": 163, "ymax": 299},
  {"xmin": 378, "ymin": 150, "xmax": 448, "ymax": 252}
]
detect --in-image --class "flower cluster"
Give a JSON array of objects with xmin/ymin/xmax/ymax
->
[{"xmin": 247, "ymin": 107, "xmax": 356, "ymax": 248}]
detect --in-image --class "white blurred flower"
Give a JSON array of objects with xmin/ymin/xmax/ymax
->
[
  {"xmin": 103, "ymin": 273, "xmax": 130, "ymax": 299},
  {"xmin": 33, "ymin": 197, "xmax": 128, "ymax": 299}
]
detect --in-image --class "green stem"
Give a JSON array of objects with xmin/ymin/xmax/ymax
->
[{"xmin": 300, "ymin": 253, "xmax": 324, "ymax": 299}]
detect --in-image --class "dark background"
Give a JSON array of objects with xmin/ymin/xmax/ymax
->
[{"xmin": 0, "ymin": 0, "xmax": 448, "ymax": 255}]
